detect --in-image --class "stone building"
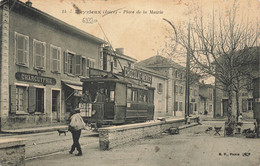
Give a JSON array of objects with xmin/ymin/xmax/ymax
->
[
  {"xmin": 137, "ymin": 55, "xmax": 200, "ymax": 117},
  {"xmin": 214, "ymin": 47, "xmax": 259, "ymax": 119},
  {"xmin": 199, "ymin": 83, "xmax": 214, "ymax": 117},
  {"xmin": 0, "ymin": 0, "xmax": 106, "ymax": 130}
]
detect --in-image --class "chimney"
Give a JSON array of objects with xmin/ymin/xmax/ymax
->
[
  {"xmin": 116, "ymin": 48, "xmax": 124, "ymax": 54},
  {"xmin": 26, "ymin": 0, "xmax": 32, "ymax": 7}
]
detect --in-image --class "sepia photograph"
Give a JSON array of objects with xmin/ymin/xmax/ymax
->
[{"xmin": 0, "ymin": 0, "xmax": 259, "ymax": 165}]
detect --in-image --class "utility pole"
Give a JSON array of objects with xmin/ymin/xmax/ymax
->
[{"xmin": 185, "ymin": 22, "xmax": 191, "ymax": 117}]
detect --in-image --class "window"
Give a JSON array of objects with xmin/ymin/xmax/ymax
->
[
  {"xmin": 175, "ymin": 70, "xmax": 178, "ymax": 78},
  {"xmin": 33, "ymin": 39, "xmax": 46, "ymax": 70},
  {"xmin": 179, "ymin": 102, "xmax": 183, "ymax": 111},
  {"xmin": 15, "ymin": 32, "xmax": 29, "ymax": 66},
  {"xmin": 157, "ymin": 83, "xmax": 163, "ymax": 93},
  {"xmin": 248, "ymin": 99, "xmax": 253, "ymax": 111},
  {"xmin": 99, "ymin": 47, "xmax": 103, "ymax": 70},
  {"xmin": 175, "ymin": 85, "xmax": 178, "ymax": 94},
  {"xmin": 132, "ymin": 89, "xmax": 138, "ymax": 102},
  {"xmin": 194, "ymin": 90, "xmax": 197, "ymax": 96},
  {"xmin": 174, "ymin": 101, "xmax": 178, "ymax": 111},
  {"xmin": 64, "ymin": 51, "xmax": 83, "ymax": 75},
  {"xmin": 113, "ymin": 57, "xmax": 117, "ymax": 68},
  {"xmin": 15, "ymin": 86, "xmax": 28, "ymax": 112},
  {"xmin": 179, "ymin": 86, "xmax": 184, "ymax": 95},
  {"xmin": 50, "ymin": 45, "xmax": 61, "ymax": 73},
  {"xmin": 86, "ymin": 58, "xmax": 95, "ymax": 77},
  {"xmin": 36, "ymin": 88, "xmax": 44, "ymax": 113},
  {"xmin": 180, "ymin": 73, "xmax": 183, "ymax": 79},
  {"xmin": 127, "ymin": 88, "xmax": 132, "ymax": 102}
]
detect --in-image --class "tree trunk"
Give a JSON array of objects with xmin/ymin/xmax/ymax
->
[
  {"xmin": 225, "ymin": 85, "xmax": 235, "ymax": 136},
  {"xmin": 235, "ymin": 91, "xmax": 240, "ymax": 122}
]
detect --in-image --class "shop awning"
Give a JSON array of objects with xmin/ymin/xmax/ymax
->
[
  {"xmin": 65, "ymin": 83, "xmax": 82, "ymax": 91},
  {"xmin": 61, "ymin": 80, "xmax": 82, "ymax": 91}
]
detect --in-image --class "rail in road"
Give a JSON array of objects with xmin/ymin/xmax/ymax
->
[{"xmin": 1, "ymin": 130, "xmax": 99, "ymax": 160}]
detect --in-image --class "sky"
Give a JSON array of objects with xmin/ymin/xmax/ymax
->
[{"xmin": 20, "ymin": 0, "xmax": 260, "ymax": 62}]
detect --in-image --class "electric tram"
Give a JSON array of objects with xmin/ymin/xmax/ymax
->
[{"xmin": 79, "ymin": 74, "xmax": 155, "ymax": 126}]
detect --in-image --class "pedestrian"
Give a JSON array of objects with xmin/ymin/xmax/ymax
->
[
  {"xmin": 94, "ymin": 88, "xmax": 106, "ymax": 103},
  {"xmin": 68, "ymin": 108, "xmax": 86, "ymax": 156},
  {"xmin": 237, "ymin": 113, "xmax": 243, "ymax": 126}
]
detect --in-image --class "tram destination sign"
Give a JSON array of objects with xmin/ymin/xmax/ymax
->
[
  {"xmin": 124, "ymin": 67, "xmax": 152, "ymax": 84},
  {"xmin": 15, "ymin": 72, "xmax": 56, "ymax": 85}
]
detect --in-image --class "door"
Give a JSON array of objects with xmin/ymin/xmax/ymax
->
[
  {"xmin": 222, "ymin": 99, "xmax": 228, "ymax": 117},
  {"xmin": 52, "ymin": 90, "xmax": 60, "ymax": 122}
]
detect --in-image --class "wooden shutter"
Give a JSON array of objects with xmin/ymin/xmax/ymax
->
[
  {"xmin": 64, "ymin": 51, "xmax": 68, "ymax": 73},
  {"xmin": 10, "ymin": 85, "xmax": 17, "ymax": 113},
  {"xmin": 57, "ymin": 48, "xmax": 61, "ymax": 72},
  {"xmin": 24, "ymin": 36, "xmax": 29, "ymax": 64},
  {"xmin": 28, "ymin": 87, "xmax": 36, "ymax": 113},
  {"xmin": 86, "ymin": 59, "xmax": 90, "ymax": 77},
  {"xmin": 75, "ymin": 55, "xmax": 82, "ymax": 75},
  {"xmin": 42, "ymin": 43, "xmax": 46, "ymax": 69}
]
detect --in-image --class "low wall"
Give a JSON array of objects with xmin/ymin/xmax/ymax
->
[
  {"xmin": 0, "ymin": 138, "xmax": 25, "ymax": 166},
  {"xmin": 99, "ymin": 117, "xmax": 199, "ymax": 150}
]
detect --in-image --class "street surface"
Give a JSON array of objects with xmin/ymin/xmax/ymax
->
[
  {"xmin": 1, "ymin": 129, "xmax": 99, "ymax": 160},
  {"xmin": 25, "ymin": 121, "xmax": 259, "ymax": 166}
]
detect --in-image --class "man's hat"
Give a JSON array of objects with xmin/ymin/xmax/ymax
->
[{"xmin": 74, "ymin": 108, "xmax": 80, "ymax": 112}]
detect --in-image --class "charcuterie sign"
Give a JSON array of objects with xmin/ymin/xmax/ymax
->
[{"xmin": 15, "ymin": 72, "xmax": 56, "ymax": 85}]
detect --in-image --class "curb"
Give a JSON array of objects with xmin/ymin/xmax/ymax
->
[
  {"xmin": 178, "ymin": 123, "xmax": 199, "ymax": 130},
  {"xmin": 1, "ymin": 126, "xmax": 68, "ymax": 134}
]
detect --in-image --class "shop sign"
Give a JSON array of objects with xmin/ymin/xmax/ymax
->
[
  {"xmin": 124, "ymin": 67, "xmax": 152, "ymax": 84},
  {"xmin": 15, "ymin": 72, "xmax": 56, "ymax": 85}
]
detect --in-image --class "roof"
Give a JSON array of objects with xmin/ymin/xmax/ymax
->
[
  {"xmin": 137, "ymin": 55, "xmax": 185, "ymax": 70},
  {"xmin": 134, "ymin": 64, "xmax": 168, "ymax": 79},
  {"xmin": 103, "ymin": 47, "xmax": 137, "ymax": 63},
  {"xmin": 8, "ymin": 0, "xmax": 106, "ymax": 44}
]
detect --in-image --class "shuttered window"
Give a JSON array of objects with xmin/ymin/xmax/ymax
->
[
  {"xmin": 64, "ymin": 51, "xmax": 83, "ymax": 75},
  {"xmin": 15, "ymin": 32, "xmax": 29, "ymax": 66},
  {"xmin": 10, "ymin": 85, "xmax": 28, "ymax": 114},
  {"xmin": 86, "ymin": 58, "xmax": 95, "ymax": 77},
  {"xmin": 33, "ymin": 39, "xmax": 46, "ymax": 70},
  {"xmin": 51, "ymin": 45, "xmax": 61, "ymax": 72},
  {"xmin": 157, "ymin": 83, "xmax": 163, "ymax": 93},
  {"xmin": 75, "ymin": 55, "xmax": 82, "ymax": 75}
]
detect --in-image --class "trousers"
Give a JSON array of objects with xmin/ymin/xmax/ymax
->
[{"xmin": 71, "ymin": 130, "xmax": 82, "ymax": 152}]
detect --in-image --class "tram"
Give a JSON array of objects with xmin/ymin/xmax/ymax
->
[{"xmin": 79, "ymin": 74, "xmax": 155, "ymax": 126}]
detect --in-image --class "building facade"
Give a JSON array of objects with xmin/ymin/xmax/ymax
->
[
  {"xmin": 137, "ymin": 55, "xmax": 200, "ymax": 117},
  {"xmin": 0, "ymin": 0, "xmax": 105, "ymax": 130},
  {"xmin": 199, "ymin": 83, "xmax": 214, "ymax": 117}
]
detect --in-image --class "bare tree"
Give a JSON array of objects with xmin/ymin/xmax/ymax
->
[{"xmin": 163, "ymin": 0, "xmax": 259, "ymax": 135}]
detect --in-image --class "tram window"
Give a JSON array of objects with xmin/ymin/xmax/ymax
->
[
  {"xmin": 127, "ymin": 88, "xmax": 132, "ymax": 101},
  {"xmin": 132, "ymin": 89, "xmax": 138, "ymax": 102},
  {"xmin": 110, "ymin": 90, "xmax": 115, "ymax": 101},
  {"xmin": 138, "ymin": 90, "xmax": 148, "ymax": 103}
]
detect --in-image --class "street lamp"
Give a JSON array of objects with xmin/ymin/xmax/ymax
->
[{"xmin": 163, "ymin": 18, "xmax": 190, "ymax": 120}]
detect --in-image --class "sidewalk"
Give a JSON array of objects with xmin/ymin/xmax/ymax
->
[
  {"xmin": 26, "ymin": 121, "xmax": 259, "ymax": 166},
  {"xmin": 1, "ymin": 116, "xmax": 187, "ymax": 134},
  {"xmin": 1, "ymin": 125, "xmax": 68, "ymax": 134}
]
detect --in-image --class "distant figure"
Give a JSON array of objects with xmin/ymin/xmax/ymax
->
[
  {"xmin": 94, "ymin": 88, "xmax": 106, "ymax": 103},
  {"xmin": 81, "ymin": 90, "xmax": 92, "ymax": 103},
  {"xmin": 237, "ymin": 113, "xmax": 243, "ymax": 126}
]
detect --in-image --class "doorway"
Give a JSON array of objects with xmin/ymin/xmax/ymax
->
[
  {"xmin": 52, "ymin": 90, "xmax": 60, "ymax": 122},
  {"xmin": 222, "ymin": 99, "xmax": 228, "ymax": 117}
]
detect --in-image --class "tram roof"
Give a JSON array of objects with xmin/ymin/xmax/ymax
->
[{"xmin": 81, "ymin": 75, "xmax": 154, "ymax": 90}]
